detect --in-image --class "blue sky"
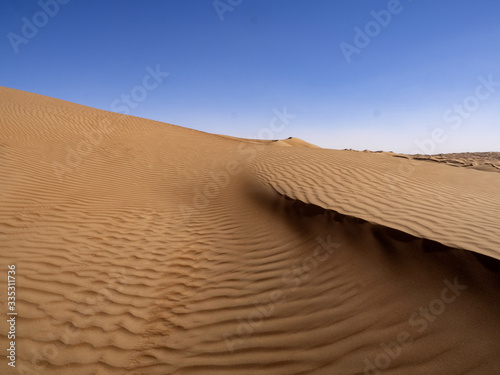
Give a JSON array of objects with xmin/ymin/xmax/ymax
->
[{"xmin": 2, "ymin": 0, "xmax": 499, "ymax": 153}]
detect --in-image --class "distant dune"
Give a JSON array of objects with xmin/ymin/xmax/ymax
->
[{"xmin": 1, "ymin": 86, "xmax": 499, "ymax": 374}]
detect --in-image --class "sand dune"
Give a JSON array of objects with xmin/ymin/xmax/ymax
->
[
  {"xmin": 407, "ymin": 152, "xmax": 500, "ymax": 173},
  {"xmin": 1, "ymin": 86, "xmax": 500, "ymax": 374}
]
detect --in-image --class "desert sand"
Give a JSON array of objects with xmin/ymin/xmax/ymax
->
[{"xmin": 1, "ymin": 86, "xmax": 500, "ymax": 374}]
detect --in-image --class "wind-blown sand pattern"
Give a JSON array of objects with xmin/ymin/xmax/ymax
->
[{"xmin": 1, "ymin": 86, "xmax": 500, "ymax": 374}]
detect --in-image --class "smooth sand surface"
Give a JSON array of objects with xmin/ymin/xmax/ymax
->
[{"xmin": 1, "ymin": 86, "xmax": 500, "ymax": 374}]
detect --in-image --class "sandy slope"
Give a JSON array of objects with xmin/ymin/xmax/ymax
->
[{"xmin": 1, "ymin": 86, "xmax": 500, "ymax": 374}]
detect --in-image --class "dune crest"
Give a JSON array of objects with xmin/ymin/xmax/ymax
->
[{"xmin": 1, "ymin": 87, "xmax": 500, "ymax": 374}]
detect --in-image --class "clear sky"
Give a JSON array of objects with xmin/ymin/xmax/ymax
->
[{"xmin": 2, "ymin": 0, "xmax": 499, "ymax": 153}]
